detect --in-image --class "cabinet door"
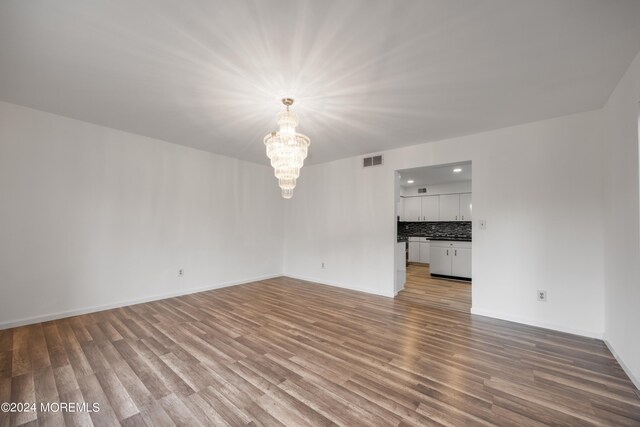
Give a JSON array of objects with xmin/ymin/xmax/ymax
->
[
  {"xmin": 408, "ymin": 241, "xmax": 420, "ymax": 262},
  {"xmin": 429, "ymin": 246, "xmax": 451, "ymax": 275},
  {"xmin": 421, "ymin": 196, "xmax": 439, "ymax": 221},
  {"xmin": 452, "ymin": 248, "xmax": 472, "ymax": 278},
  {"xmin": 459, "ymin": 193, "xmax": 472, "ymax": 221},
  {"xmin": 439, "ymin": 194, "xmax": 460, "ymax": 221},
  {"xmin": 419, "ymin": 241, "xmax": 430, "ymax": 264},
  {"xmin": 403, "ymin": 197, "xmax": 422, "ymax": 221}
]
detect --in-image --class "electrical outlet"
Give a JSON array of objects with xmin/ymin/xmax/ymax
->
[
  {"xmin": 479, "ymin": 219, "xmax": 487, "ymax": 230},
  {"xmin": 321, "ymin": 262, "xmax": 325, "ymax": 269},
  {"xmin": 537, "ymin": 290, "xmax": 547, "ymax": 302},
  {"xmin": 178, "ymin": 269, "xmax": 184, "ymax": 277}
]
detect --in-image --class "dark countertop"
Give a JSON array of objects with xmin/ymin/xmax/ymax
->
[{"xmin": 397, "ymin": 235, "xmax": 471, "ymax": 242}]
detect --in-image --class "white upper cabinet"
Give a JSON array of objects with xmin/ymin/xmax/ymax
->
[
  {"xmin": 439, "ymin": 194, "xmax": 460, "ymax": 221},
  {"xmin": 459, "ymin": 193, "xmax": 472, "ymax": 221},
  {"xmin": 401, "ymin": 192, "xmax": 471, "ymax": 222},
  {"xmin": 402, "ymin": 197, "xmax": 421, "ymax": 221},
  {"xmin": 421, "ymin": 196, "xmax": 439, "ymax": 221}
]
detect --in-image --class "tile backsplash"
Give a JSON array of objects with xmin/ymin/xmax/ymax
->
[{"xmin": 399, "ymin": 221, "xmax": 472, "ymax": 240}]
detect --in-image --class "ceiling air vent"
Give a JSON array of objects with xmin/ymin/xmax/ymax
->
[
  {"xmin": 363, "ymin": 155, "xmax": 383, "ymax": 168},
  {"xmin": 418, "ymin": 188, "xmax": 427, "ymax": 194}
]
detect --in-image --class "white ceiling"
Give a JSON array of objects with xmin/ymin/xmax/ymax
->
[
  {"xmin": 1, "ymin": 1, "xmax": 640, "ymax": 165},
  {"xmin": 399, "ymin": 162, "xmax": 472, "ymax": 188}
]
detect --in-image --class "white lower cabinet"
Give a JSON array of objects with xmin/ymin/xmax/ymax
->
[
  {"xmin": 452, "ymin": 247, "xmax": 472, "ymax": 278},
  {"xmin": 408, "ymin": 237, "xmax": 430, "ymax": 264},
  {"xmin": 429, "ymin": 241, "xmax": 472, "ymax": 279},
  {"xmin": 429, "ymin": 246, "xmax": 451, "ymax": 275},
  {"xmin": 408, "ymin": 241, "xmax": 420, "ymax": 262},
  {"xmin": 419, "ymin": 241, "xmax": 430, "ymax": 263}
]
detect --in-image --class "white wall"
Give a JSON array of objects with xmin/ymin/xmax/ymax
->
[
  {"xmin": 602, "ymin": 50, "xmax": 640, "ymax": 388},
  {"xmin": 401, "ymin": 181, "xmax": 472, "ymax": 197},
  {"xmin": 0, "ymin": 101, "xmax": 284, "ymax": 328},
  {"xmin": 284, "ymin": 109, "xmax": 606, "ymax": 338}
]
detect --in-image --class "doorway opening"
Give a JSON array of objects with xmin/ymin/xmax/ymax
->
[{"xmin": 394, "ymin": 161, "xmax": 472, "ymax": 313}]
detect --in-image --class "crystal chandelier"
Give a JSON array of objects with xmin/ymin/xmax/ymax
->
[{"xmin": 263, "ymin": 98, "xmax": 310, "ymax": 199}]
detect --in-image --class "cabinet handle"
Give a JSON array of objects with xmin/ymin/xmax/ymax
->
[
  {"xmin": 461, "ymin": 215, "xmax": 464, "ymax": 220},
  {"xmin": 455, "ymin": 215, "xmax": 458, "ymax": 220},
  {"xmin": 446, "ymin": 250, "xmax": 449, "ymax": 256},
  {"xmin": 455, "ymin": 250, "xmax": 457, "ymax": 256}
]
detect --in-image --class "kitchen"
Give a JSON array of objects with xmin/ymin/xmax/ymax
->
[{"xmin": 395, "ymin": 162, "xmax": 472, "ymax": 312}]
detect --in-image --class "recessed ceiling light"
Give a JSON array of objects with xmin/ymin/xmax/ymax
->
[
  {"xmin": 453, "ymin": 168, "xmax": 462, "ymax": 173},
  {"xmin": 407, "ymin": 180, "xmax": 414, "ymax": 184}
]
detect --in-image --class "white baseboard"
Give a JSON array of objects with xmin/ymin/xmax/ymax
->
[
  {"xmin": 0, "ymin": 273, "xmax": 283, "ymax": 330},
  {"xmin": 604, "ymin": 338, "xmax": 640, "ymax": 391},
  {"xmin": 470, "ymin": 307, "xmax": 603, "ymax": 339},
  {"xmin": 283, "ymin": 274, "xmax": 396, "ymax": 298}
]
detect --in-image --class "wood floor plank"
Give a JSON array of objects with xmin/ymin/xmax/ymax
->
[
  {"xmin": 181, "ymin": 393, "xmax": 231, "ymax": 427},
  {"xmin": 57, "ymin": 387, "xmax": 93, "ymax": 427},
  {"xmin": 0, "ymin": 352, "xmax": 11, "ymax": 380},
  {"xmin": 136, "ymin": 401, "xmax": 176, "ymax": 427},
  {"xmin": 42, "ymin": 325, "xmax": 70, "ymax": 370},
  {"xmin": 10, "ymin": 328, "xmax": 31, "ymax": 377},
  {"xmin": 0, "ymin": 274, "xmax": 638, "ymax": 426},
  {"xmin": 397, "ymin": 263, "xmax": 471, "ymax": 312},
  {"xmin": 10, "ymin": 374, "xmax": 36, "ymax": 426},
  {"xmin": 94, "ymin": 370, "xmax": 139, "ymax": 421},
  {"xmin": 33, "ymin": 368, "xmax": 63, "ymax": 426},
  {"xmin": 0, "ymin": 377, "xmax": 11, "ymax": 427},
  {"xmin": 76, "ymin": 374, "xmax": 121, "ymax": 427},
  {"xmin": 157, "ymin": 393, "xmax": 203, "ymax": 427}
]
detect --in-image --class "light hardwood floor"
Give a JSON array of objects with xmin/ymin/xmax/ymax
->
[
  {"xmin": 396, "ymin": 263, "xmax": 472, "ymax": 313},
  {"xmin": 1, "ymin": 276, "xmax": 639, "ymax": 426}
]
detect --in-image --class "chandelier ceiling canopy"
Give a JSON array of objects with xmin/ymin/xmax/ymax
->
[{"xmin": 263, "ymin": 98, "xmax": 310, "ymax": 199}]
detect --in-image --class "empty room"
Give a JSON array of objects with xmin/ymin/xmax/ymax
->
[{"xmin": 1, "ymin": 1, "xmax": 640, "ymax": 426}]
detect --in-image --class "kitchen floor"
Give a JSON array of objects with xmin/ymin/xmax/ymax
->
[{"xmin": 396, "ymin": 263, "xmax": 471, "ymax": 312}]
